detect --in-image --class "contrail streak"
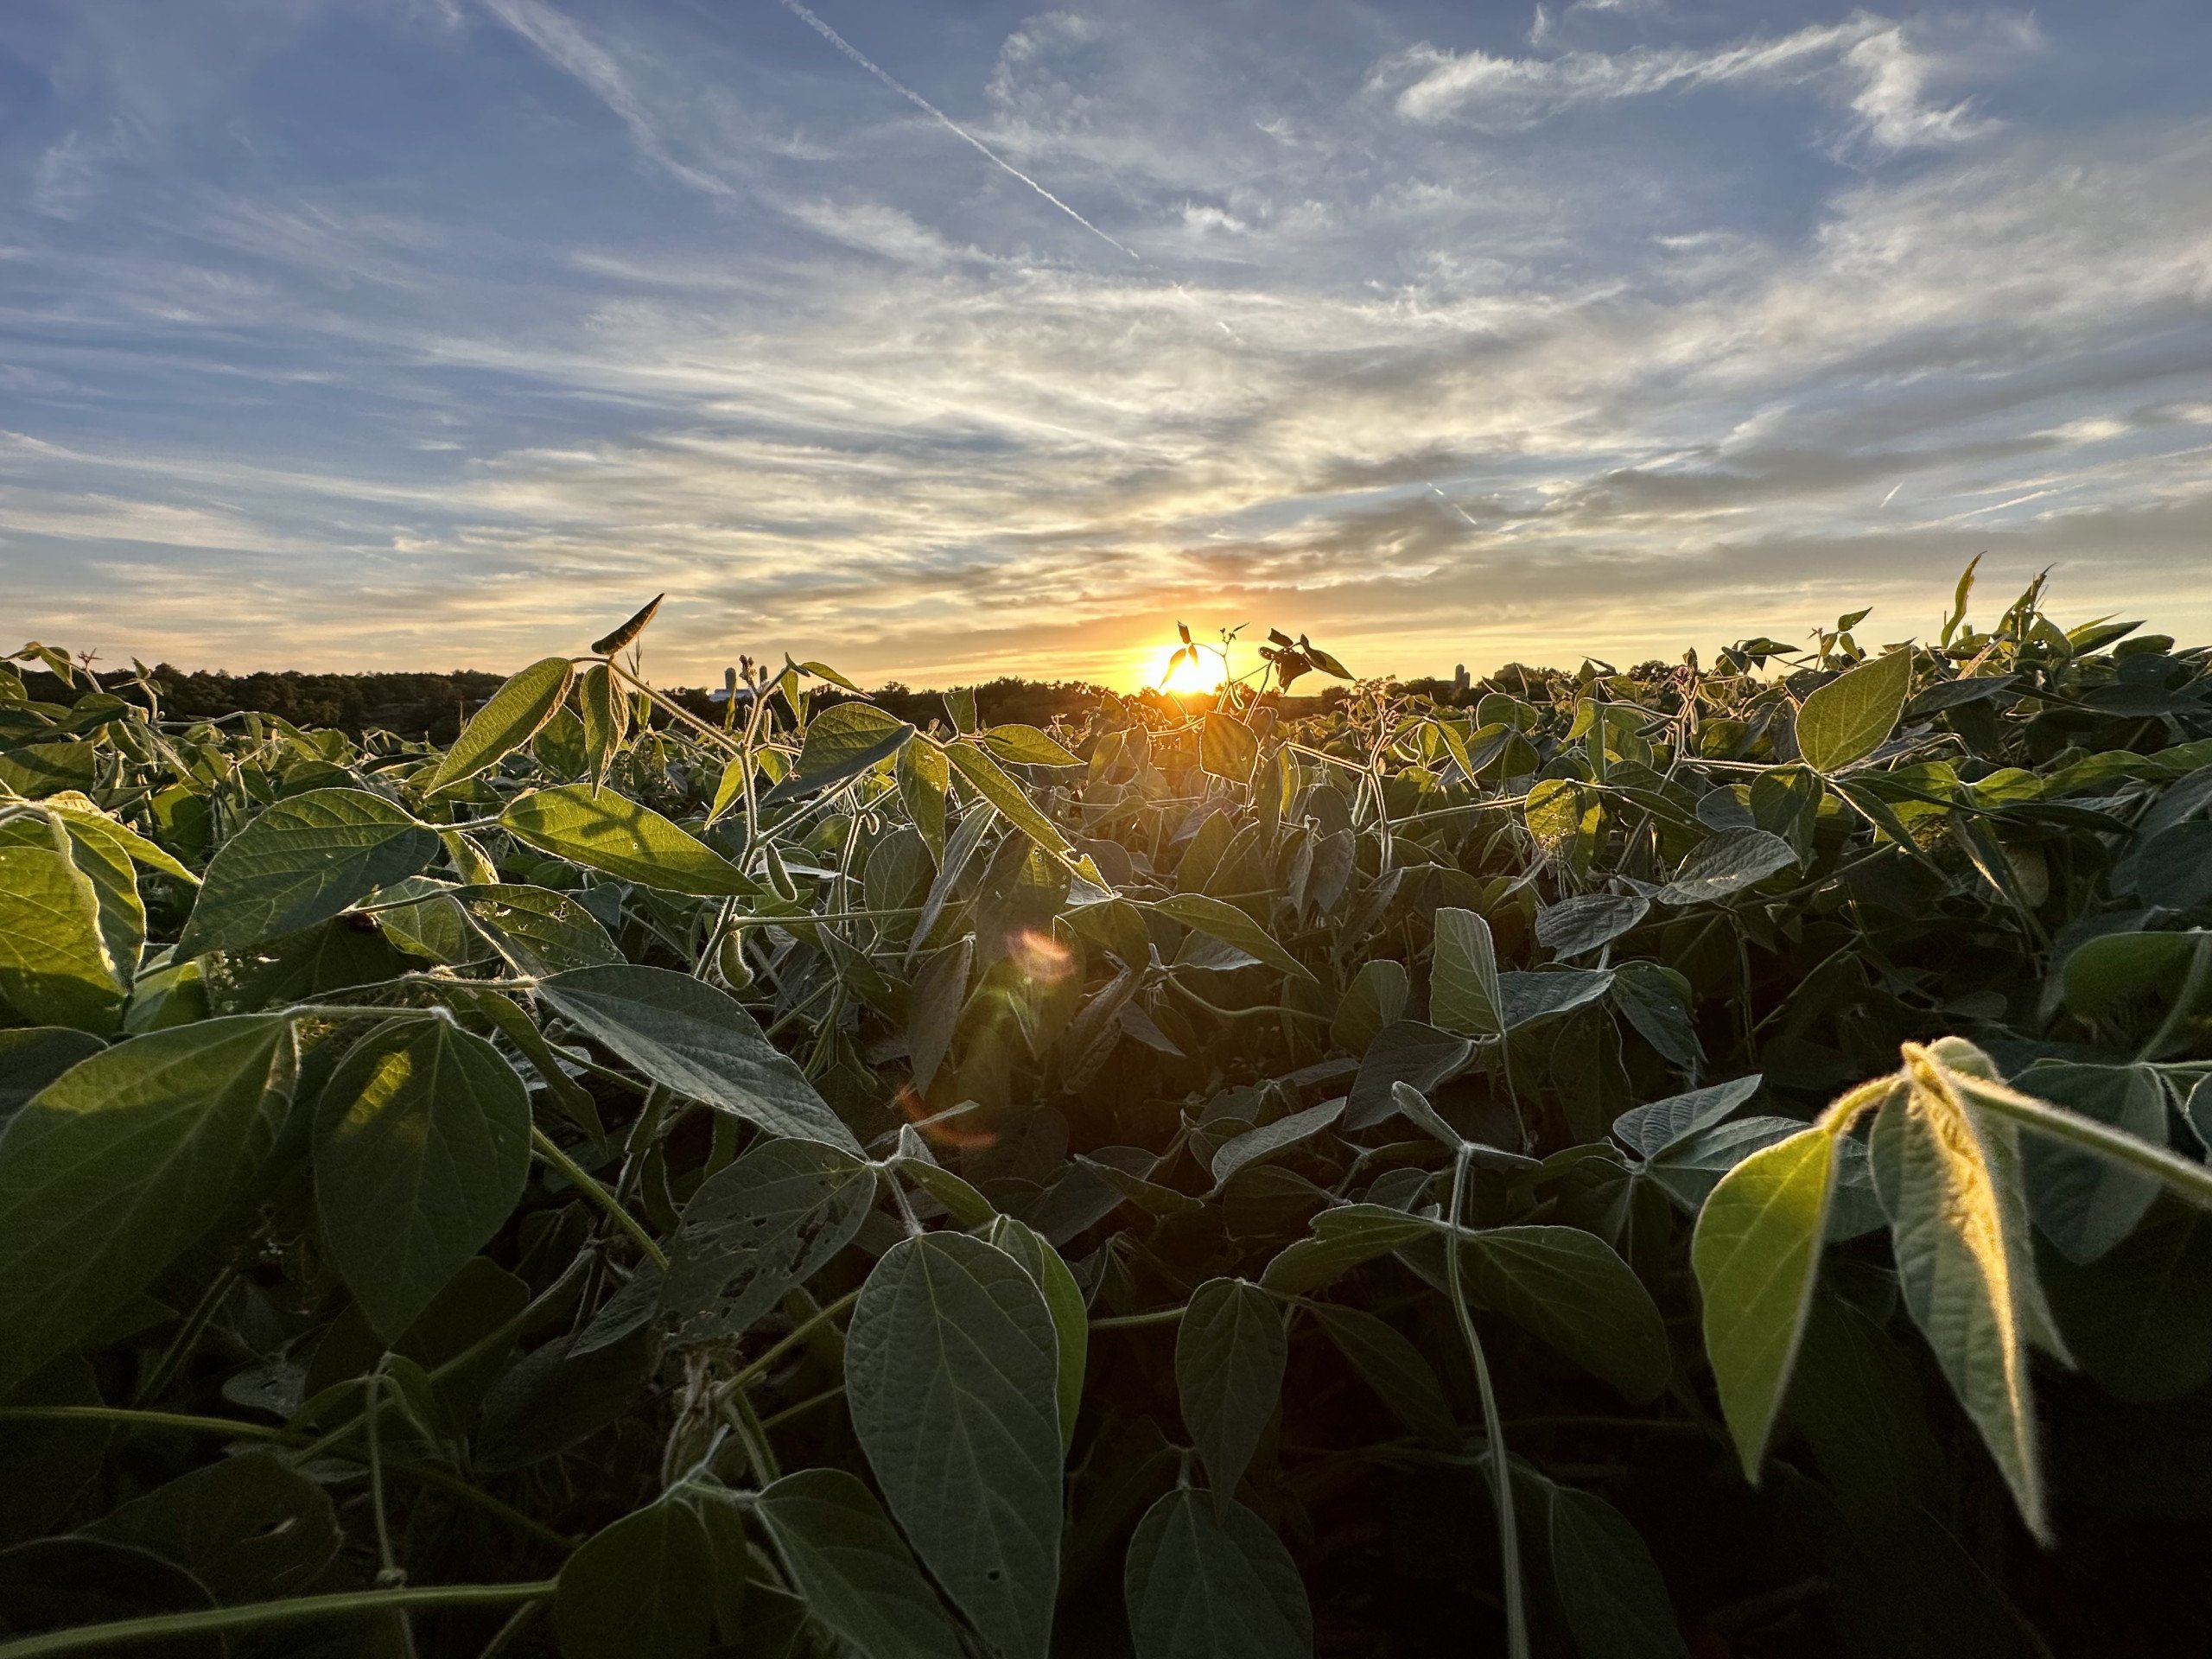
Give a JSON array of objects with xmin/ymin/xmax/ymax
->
[
  {"xmin": 770, "ymin": 0, "xmax": 1141, "ymax": 261},
  {"xmin": 1428, "ymin": 483, "xmax": 1481, "ymax": 528},
  {"xmin": 1878, "ymin": 481, "xmax": 1904, "ymax": 508}
]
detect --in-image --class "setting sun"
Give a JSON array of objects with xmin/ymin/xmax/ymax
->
[{"xmin": 1152, "ymin": 645, "xmax": 1226, "ymax": 695}]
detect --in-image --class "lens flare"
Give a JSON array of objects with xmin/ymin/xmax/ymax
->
[{"xmin": 1007, "ymin": 925, "xmax": 1075, "ymax": 984}]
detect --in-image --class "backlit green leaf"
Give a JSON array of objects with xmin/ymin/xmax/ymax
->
[
  {"xmin": 537, "ymin": 964, "xmax": 861, "ymax": 1152},
  {"xmin": 945, "ymin": 739, "xmax": 1076, "ymax": 861},
  {"xmin": 766, "ymin": 702, "xmax": 913, "ymax": 802},
  {"xmin": 1430, "ymin": 906, "xmax": 1503, "ymax": 1039},
  {"xmin": 988, "ymin": 1214, "xmax": 1090, "ymax": 1452},
  {"xmin": 1871, "ymin": 1065, "xmax": 2058, "ymax": 1540},
  {"xmin": 457, "ymin": 882, "xmax": 621, "ymax": 976},
  {"xmin": 1794, "ymin": 649, "xmax": 1914, "ymax": 773},
  {"xmin": 423, "ymin": 656, "xmax": 573, "ymax": 794},
  {"xmin": 1691, "ymin": 1125, "xmax": 1837, "ymax": 1481},
  {"xmin": 177, "ymin": 788, "xmax": 438, "ymax": 957},
  {"xmin": 0, "ymin": 1015, "xmax": 295, "ymax": 1394},
  {"xmin": 312, "ymin": 1017, "xmax": 532, "ymax": 1342},
  {"xmin": 0, "ymin": 814, "xmax": 123, "ymax": 1032},
  {"xmin": 1200, "ymin": 713, "xmax": 1260, "ymax": 784},
  {"xmin": 845, "ymin": 1231, "xmax": 1063, "ymax": 1659},
  {"xmin": 1150, "ymin": 893, "xmax": 1313, "ymax": 983},
  {"xmin": 502, "ymin": 784, "xmax": 760, "ymax": 897}
]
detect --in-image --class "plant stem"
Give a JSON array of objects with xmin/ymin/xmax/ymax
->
[
  {"xmin": 0, "ymin": 1582, "xmax": 560, "ymax": 1658},
  {"xmin": 1446, "ymin": 1144, "xmax": 1529, "ymax": 1659},
  {"xmin": 1948, "ymin": 1066, "xmax": 2212, "ymax": 1208},
  {"xmin": 1162, "ymin": 976, "xmax": 1330, "ymax": 1024},
  {"xmin": 531, "ymin": 1128, "xmax": 670, "ymax": 1272},
  {"xmin": 0, "ymin": 1408, "xmax": 574, "ymax": 1554},
  {"xmin": 131, "ymin": 1265, "xmax": 238, "ymax": 1406},
  {"xmin": 729, "ymin": 1289, "xmax": 863, "ymax": 1389},
  {"xmin": 1090, "ymin": 1304, "xmax": 1189, "ymax": 1329}
]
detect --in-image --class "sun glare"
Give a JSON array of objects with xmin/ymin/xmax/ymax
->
[{"xmin": 1152, "ymin": 645, "xmax": 1224, "ymax": 695}]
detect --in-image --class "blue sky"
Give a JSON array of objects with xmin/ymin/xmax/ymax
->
[{"xmin": 3, "ymin": 0, "xmax": 2209, "ymax": 688}]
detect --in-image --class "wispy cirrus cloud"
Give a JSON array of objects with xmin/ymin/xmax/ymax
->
[{"xmin": 1375, "ymin": 10, "xmax": 2042, "ymax": 152}]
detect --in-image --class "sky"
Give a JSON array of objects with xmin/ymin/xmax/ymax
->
[{"xmin": 3, "ymin": 0, "xmax": 2210, "ymax": 691}]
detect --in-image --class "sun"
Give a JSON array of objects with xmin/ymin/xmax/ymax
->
[{"xmin": 1152, "ymin": 645, "xmax": 1224, "ymax": 695}]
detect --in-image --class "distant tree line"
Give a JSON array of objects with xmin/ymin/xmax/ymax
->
[{"xmin": 20, "ymin": 658, "xmax": 1633, "ymax": 741}]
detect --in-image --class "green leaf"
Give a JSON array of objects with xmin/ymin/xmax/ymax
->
[
  {"xmin": 1535, "ymin": 893, "xmax": 1649, "ymax": 958},
  {"xmin": 502, "ymin": 784, "xmax": 760, "ymax": 897},
  {"xmin": 662, "ymin": 1138, "xmax": 875, "ymax": 1342},
  {"xmin": 1345, "ymin": 1020, "xmax": 1475, "ymax": 1130},
  {"xmin": 906, "ymin": 936, "xmax": 971, "ymax": 1093},
  {"xmin": 2132, "ymin": 821, "xmax": 2212, "ymax": 912},
  {"xmin": 423, "ymin": 657, "xmax": 574, "ymax": 795},
  {"xmin": 845, "ymin": 1231, "xmax": 1063, "ymax": 1659},
  {"xmin": 555, "ymin": 1497, "xmax": 716, "ymax": 1659},
  {"xmin": 2061, "ymin": 930, "xmax": 2199, "ymax": 1020},
  {"xmin": 1657, "ymin": 830, "xmax": 1798, "ymax": 906},
  {"xmin": 766, "ymin": 702, "xmax": 913, "ymax": 802},
  {"xmin": 1210, "ymin": 1096, "xmax": 1346, "ymax": 1190},
  {"xmin": 457, "ymin": 883, "xmax": 622, "ymax": 976},
  {"xmin": 1150, "ymin": 893, "xmax": 1313, "ymax": 983},
  {"xmin": 982, "ymin": 723, "xmax": 1081, "ymax": 767},
  {"xmin": 178, "ymin": 788, "xmax": 439, "ymax": 957},
  {"xmin": 312, "ymin": 1017, "xmax": 532, "ymax": 1342},
  {"xmin": 1794, "ymin": 648, "xmax": 1914, "ymax": 772},
  {"xmin": 589, "ymin": 593, "xmax": 663, "ymax": 657},
  {"xmin": 0, "ymin": 1015, "xmax": 295, "ymax": 1395},
  {"xmin": 579, "ymin": 663, "xmax": 628, "ymax": 789},
  {"xmin": 1332, "ymin": 959, "xmax": 1408, "ymax": 1053},
  {"xmin": 2016, "ymin": 1062, "xmax": 2164, "ymax": 1264},
  {"xmin": 1646, "ymin": 1116, "xmax": 1806, "ymax": 1211},
  {"xmin": 1308, "ymin": 1302, "xmax": 1459, "ymax": 1448},
  {"xmin": 86, "ymin": 1452, "xmax": 339, "ymax": 1604},
  {"xmin": 0, "ymin": 1027, "xmax": 105, "ymax": 1123},
  {"xmin": 1545, "ymin": 1484, "xmax": 1692, "ymax": 1659},
  {"xmin": 945, "ymin": 740, "xmax": 1075, "ymax": 861},
  {"xmin": 1464, "ymin": 1226, "xmax": 1670, "ymax": 1402},
  {"xmin": 2041, "ymin": 1194, "xmax": 2212, "ymax": 1402},
  {"xmin": 1177, "ymin": 1278, "xmax": 1287, "ymax": 1516},
  {"xmin": 1124, "ymin": 1491, "xmax": 1313, "ymax": 1659},
  {"xmin": 988, "ymin": 1214, "xmax": 1090, "ymax": 1451},
  {"xmin": 42, "ymin": 795, "xmax": 198, "ymax": 886},
  {"xmin": 1200, "ymin": 713, "xmax": 1259, "ymax": 784},
  {"xmin": 1262, "ymin": 1204, "xmax": 1433, "ymax": 1295},
  {"xmin": 1430, "ymin": 906, "xmax": 1503, "ymax": 1039},
  {"xmin": 1870, "ymin": 1068, "xmax": 2059, "ymax": 1541},
  {"xmin": 897, "ymin": 739, "xmax": 950, "ymax": 864},
  {"xmin": 0, "ymin": 815, "xmax": 123, "ymax": 1032},
  {"xmin": 1497, "ymin": 969, "xmax": 1616, "ymax": 1029},
  {"xmin": 1691, "ymin": 1125, "xmax": 1838, "ymax": 1481},
  {"xmin": 1612, "ymin": 1076, "xmax": 1762, "ymax": 1160},
  {"xmin": 537, "ymin": 965, "xmax": 861, "ymax": 1152},
  {"xmin": 751, "ymin": 1471, "xmax": 967, "ymax": 1659},
  {"xmin": 58, "ymin": 813, "xmax": 146, "ymax": 985}
]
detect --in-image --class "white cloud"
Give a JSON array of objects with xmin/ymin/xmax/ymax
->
[{"xmin": 1375, "ymin": 11, "xmax": 2039, "ymax": 153}]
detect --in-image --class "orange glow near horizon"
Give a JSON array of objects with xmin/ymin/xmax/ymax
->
[{"xmin": 1150, "ymin": 645, "xmax": 1226, "ymax": 695}]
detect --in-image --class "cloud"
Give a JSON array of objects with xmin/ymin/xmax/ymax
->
[
  {"xmin": 475, "ymin": 0, "xmax": 736, "ymax": 196},
  {"xmin": 1, "ymin": 2, "xmax": 2204, "ymax": 685},
  {"xmin": 1375, "ymin": 10, "xmax": 2039, "ymax": 152}
]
